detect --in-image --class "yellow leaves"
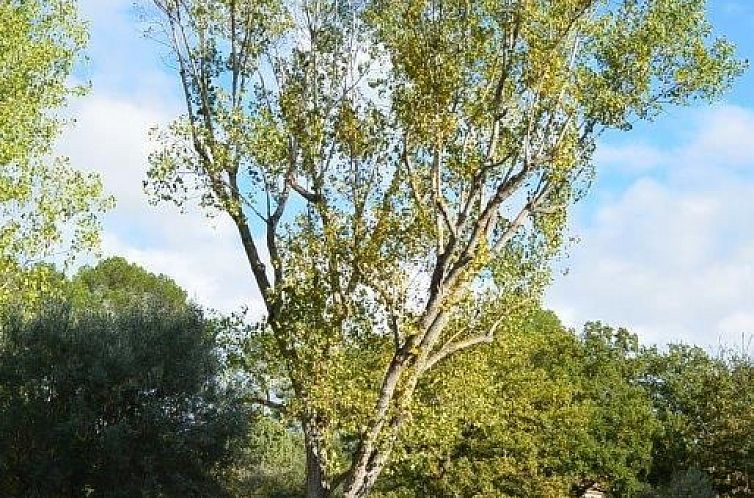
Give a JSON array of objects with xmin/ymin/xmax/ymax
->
[
  {"xmin": 1, "ymin": 1, "xmax": 111, "ymax": 309},
  {"xmin": 143, "ymin": 1, "xmax": 744, "ymax": 491}
]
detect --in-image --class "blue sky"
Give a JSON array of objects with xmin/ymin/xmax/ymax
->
[{"xmin": 61, "ymin": 0, "xmax": 754, "ymax": 350}]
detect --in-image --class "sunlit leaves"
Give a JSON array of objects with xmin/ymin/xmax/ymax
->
[
  {"xmin": 146, "ymin": 0, "xmax": 742, "ymax": 493},
  {"xmin": 0, "ymin": 0, "xmax": 113, "ymax": 307}
]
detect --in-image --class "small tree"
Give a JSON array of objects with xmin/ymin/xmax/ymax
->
[
  {"xmin": 144, "ymin": 0, "xmax": 743, "ymax": 495},
  {"xmin": 0, "ymin": 304, "xmax": 245, "ymax": 497}
]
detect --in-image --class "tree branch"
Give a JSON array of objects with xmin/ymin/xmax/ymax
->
[{"xmin": 420, "ymin": 315, "xmax": 505, "ymax": 374}]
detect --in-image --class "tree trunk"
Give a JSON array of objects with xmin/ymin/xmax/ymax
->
[
  {"xmin": 304, "ymin": 422, "xmax": 331, "ymax": 498},
  {"xmin": 343, "ymin": 462, "xmax": 384, "ymax": 498}
]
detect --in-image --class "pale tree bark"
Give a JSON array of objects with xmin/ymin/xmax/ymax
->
[{"xmin": 304, "ymin": 420, "xmax": 332, "ymax": 498}]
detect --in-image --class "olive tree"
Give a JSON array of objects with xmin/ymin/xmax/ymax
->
[
  {"xmin": 0, "ymin": 304, "xmax": 245, "ymax": 497},
  {"xmin": 144, "ymin": 0, "xmax": 742, "ymax": 495}
]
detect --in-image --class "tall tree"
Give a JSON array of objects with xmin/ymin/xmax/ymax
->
[
  {"xmin": 145, "ymin": 0, "xmax": 743, "ymax": 495},
  {"xmin": 0, "ymin": 0, "xmax": 112, "ymax": 306}
]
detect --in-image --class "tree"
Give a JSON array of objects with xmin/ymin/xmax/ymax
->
[
  {"xmin": 145, "ymin": 0, "xmax": 743, "ymax": 495},
  {"xmin": 643, "ymin": 344, "xmax": 754, "ymax": 496},
  {"xmin": 219, "ymin": 414, "xmax": 307, "ymax": 498},
  {"xmin": 70, "ymin": 256, "xmax": 189, "ymax": 310},
  {"xmin": 375, "ymin": 313, "xmax": 657, "ymax": 497},
  {"xmin": 0, "ymin": 0, "xmax": 112, "ymax": 307},
  {"xmin": 0, "ymin": 303, "xmax": 246, "ymax": 497},
  {"xmin": 640, "ymin": 467, "xmax": 717, "ymax": 498}
]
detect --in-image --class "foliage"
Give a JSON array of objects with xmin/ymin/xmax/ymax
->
[
  {"xmin": 145, "ymin": 0, "xmax": 743, "ymax": 494},
  {"xmin": 0, "ymin": 303, "xmax": 246, "ymax": 497},
  {"xmin": 0, "ymin": 0, "xmax": 113, "ymax": 307},
  {"xmin": 643, "ymin": 345, "xmax": 754, "ymax": 496},
  {"xmin": 375, "ymin": 311, "xmax": 657, "ymax": 497},
  {"xmin": 641, "ymin": 467, "xmax": 717, "ymax": 498},
  {"xmin": 220, "ymin": 415, "xmax": 307, "ymax": 498},
  {"xmin": 70, "ymin": 256, "xmax": 189, "ymax": 310}
]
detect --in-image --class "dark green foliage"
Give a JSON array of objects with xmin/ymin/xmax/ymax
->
[
  {"xmin": 643, "ymin": 345, "xmax": 754, "ymax": 496},
  {"xmin": 658, "ymin": 467, "xmax": 717, "ymax": 498},
  {"xmin": 0, "ymin": 304, "xmax": 246, "ymax": 497},
  {"xmin": 577, "ymin": 322, "xmax": 659, "ymax": 496}
]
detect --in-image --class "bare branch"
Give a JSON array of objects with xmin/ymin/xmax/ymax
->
[
  {"xmin": 420, "ymin": 315, "xmax": 505, "ymax": 374},
  {"xmin": 249, "ymin": 396, "xmax": 286, "ymax": 412}
]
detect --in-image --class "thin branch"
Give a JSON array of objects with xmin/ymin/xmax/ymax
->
[
  {"xmin": 287, "ymin": 172, "xmax": 321, "ymax": 203},
  {"xmin": 249, "ymin": 396, "xmax": 286, "ymax": 412},
  {"xmin": 420, "ymin": 315, "xmax": 505, "ymax": 374}
]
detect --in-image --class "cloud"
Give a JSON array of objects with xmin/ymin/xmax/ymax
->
[
  {"xmin": 594, "ymin": 143, "xmax": 668, "ymax": 174},
  {"xmin": 546, "ymin": 105, "xmax": 754, "ymax": 350},
  {"xmin": 47, "ymin": 1, "xmax": 265, "ymax": 317},
  {"xmin": 58, "ymin": 93, "xmax": 265, "ymax": 317}
]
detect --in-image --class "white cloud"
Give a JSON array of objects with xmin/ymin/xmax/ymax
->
[
  {"xmin": 547, "ymin": 105, "xmax": 754, "ymax": 350},
  {"xmin": 59, "ymin": 94, "xmax": 265, "ymax": 316}
]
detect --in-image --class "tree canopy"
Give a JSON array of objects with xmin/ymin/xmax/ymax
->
[
  {"xmin": 145, "ymin": 0, "xmax": 744, "ymax": 495},
  {"xmin": 0, "ymin": 303, "xmax": 245, "ymax": 497},
  {"xmin": 0, "ymin": 0, "xmax": 112, "ymax": 307},
  {"xmin": 70, "ymin": 256, "xmax": 190, "ymax": 310},
  {"xmin": 376, "ymin": 313, "xmax": 657, "ymax": 497},
  {"xmin": 643, "ymin": 343, "xmax": 754, "ymax": 496}
]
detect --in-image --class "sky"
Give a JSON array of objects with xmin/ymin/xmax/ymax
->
[{"xmin": 59, "ymin": 0, "xmax": 754, "ymax": 351}]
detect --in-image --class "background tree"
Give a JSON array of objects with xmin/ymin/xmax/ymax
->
[
  {"xmin": 0, "ymin": 303, "xmax": 246, "ymax": 497},
  {"xmin": 642, "ymin": 344, "xmax": 754, "ymax": 496},
  {"xmin": 219, "ymin": 414, "xmax": 307, "ymax": 498},
  {"xmin": 375, "ymin": 312, "xmax": 657, "ymax": 497},
  {"xmin": 69, "ymin": 256, "xmax": 189, "ymax": 310},
  {"xmin": 640, "ymin": 467, "xmax": 717, "ymax": 498},
  {"xmin": 145, "ymin": 0, "xmax": 743, "ymax": 495},
  {"xmin": 0, "ymin": 0, "xmax": 112, "ymax": 307}
]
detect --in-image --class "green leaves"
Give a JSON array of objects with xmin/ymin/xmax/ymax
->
[
  {"xmin": 0, "ymin": 303, "xmax": 244, "ymax": 497},
  {"xmin": 381, "ymin": 311, "xmax": 658, "ymax": 497},
  {"xmin": 643, "ymin": 344, "xmax": 754, "ymax": 495},
  {"xmin": 1, "ymin": 0, "xmax": 113, "ymax": 308},
  {"xmin": 146, "ymin": 0, "xmax": 743, "ymax": 494},
  {"xmin": 69, "ymin": 256, "xmax": 190, "ymax": 311}
]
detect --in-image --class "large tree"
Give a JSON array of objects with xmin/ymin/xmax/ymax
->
[
  {"xmin": 70, "ymin": 256, "xmax": 189, "ymax": 310},
  {"xmin": 643, "ymin": 344, "xmax": 754, "ymax": 496},
  {"xmin": 145, "ymin": 0, "xmax": 743, "ymax": 495},
  {"xmin": 0, "ymin": 0, "xmax": 112, "ymax": 306},
  {"xmin": 0, "ymin": 303, "xmax": 245, "ymax": 497},
  {"xmin": 376, "ymin": 313, "xmax": 658, "ymax": 497}
]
